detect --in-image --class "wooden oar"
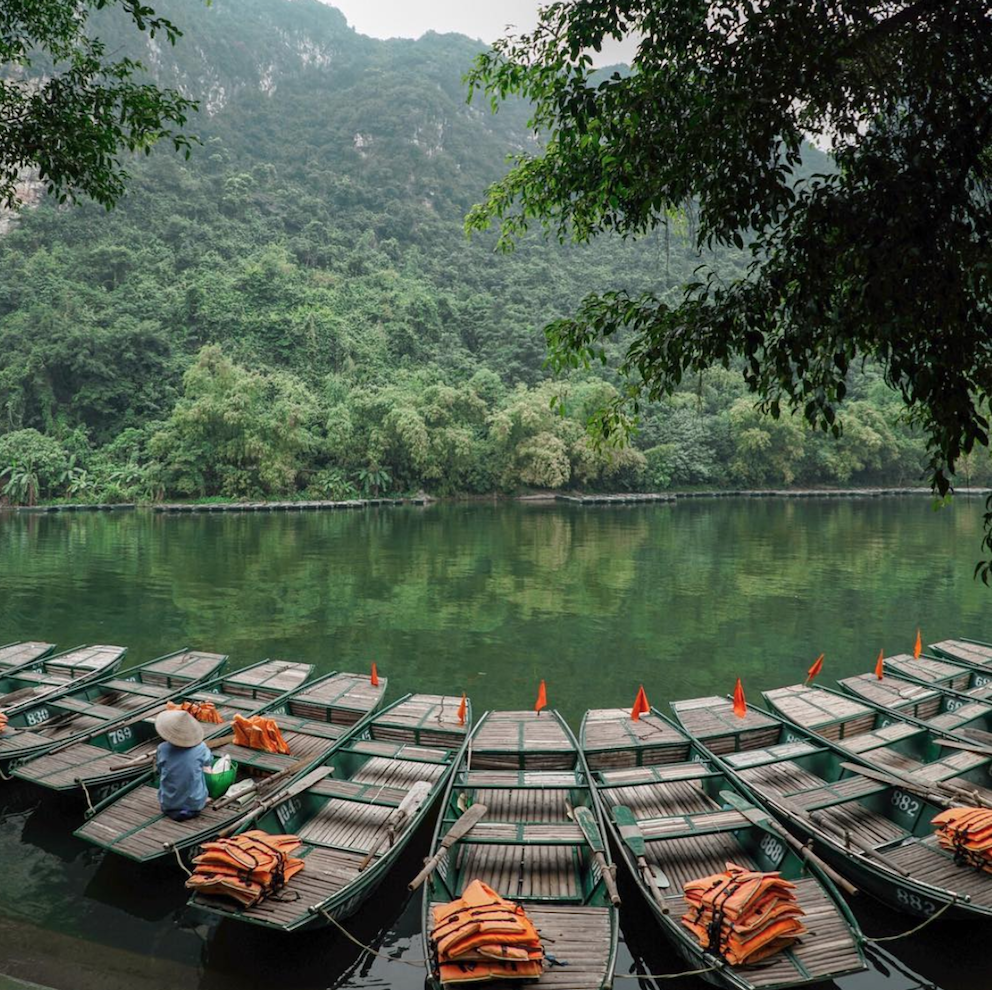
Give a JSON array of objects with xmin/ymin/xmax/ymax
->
[
  {"xmin": 210, "ymin": 753, "xmax": 314, "ymax": 810},
  {"xmin": 358, "ymin": 779, "xmax": 433, "ymax": 871},
  {"xmin": 108, "ymin": 734, "xmax": 234, "ymax": 772},
  {"xmin": 719, "ymin": 791, "xmax": 858, "ymax": 897},
  {"xmin": 933, "ymin": 737, "xmax": 992, "ymax": 758},
  {"xmin": 217, "ymin": 765, "xmax": 333, "ymax": 838},
  {"xmin": 838, "ymin": 760, "xmax": 990, "ymax": 809},
  {"xmin": 574, "ymin": 805, "xmax": 622, "ymax": 906},
  {"xmin": 612, "ymin": 805, "xmax": 669, "ymax": 913},
  {"xmin": 409, "ymin": 803, "xmax": 489, "ymax": 890}
]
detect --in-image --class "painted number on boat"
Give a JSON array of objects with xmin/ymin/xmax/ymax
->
[
  {"xmin": 895, "ymin": 888, "xmax": 937, "ymax": 915},
  {"xmin": 25, "ymin": 707, "xmax": 50, "ymax": 726},
  {"xmin": 945, "ymin": 698, "xmax": 963, "ymax": 712},
  {"xmin": 975, "ymin": 675, "xmax": 992, "ymax": 687},
  {"xmin": 889, "ymin": 789, "xmax": 922, "ymax": 828},
  {"xmin": 783, "ymin": 732, "xmax": 805, "ymax": 744},
  {"xmin": 108, "ymin": 727, "xmax": 133, "ymax": 747},
  {"xmin": 275, "ymin": 797, "xmax": 300, "ymax": 828},
  {"xmin": 759, "ymin": 833, "xmax": 786, "ymax": 867}
]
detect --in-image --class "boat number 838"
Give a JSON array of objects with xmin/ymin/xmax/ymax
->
[{"xmin": 25, "ymin": 707, "xmax": 50, "ymax": 726}]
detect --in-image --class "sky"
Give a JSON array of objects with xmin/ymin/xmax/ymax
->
[{"xmin": 325, "ymin": 0, "xmax": 638, "ymax": 64}]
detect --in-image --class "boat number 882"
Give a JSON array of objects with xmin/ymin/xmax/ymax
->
[
  {"xmin": 895, "ymin": 888, "xmax": 937, "ymax": 915},
  {"xmin": 891, "ymin": 791, "xmax": 920, "ymax": 816}
]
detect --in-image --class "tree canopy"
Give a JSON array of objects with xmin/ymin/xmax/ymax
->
[
  {"xmin": 0, "ymin": 0, "xmax": 196, "ymax": 210},
  {"xmin": 466, "ymin": 1, "xmax": 992, "ymax": 573}
]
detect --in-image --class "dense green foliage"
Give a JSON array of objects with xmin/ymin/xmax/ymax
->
[
  {"xmin": 0, "ymin": 0, "xmax": 196, "ymax": 209},
  {"xmin": 466, "ymin": 5, "xmax": 992, "ymax": 530},
  {"xmin": 0, "ymin": 0, "xmax": 986, "ymax": 505}
]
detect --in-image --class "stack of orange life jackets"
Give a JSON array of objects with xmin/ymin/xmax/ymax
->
[
  {"xmin": 166, "ymin": 699, "xmax": 224, "ymax": 723},
  {"xmin": 0, "ymin": 712, "xmax": 8, "ymax": 733},
  {"xmin": 933, "ymin": 807, "xmax": 992, "ymax": 872},
  {"xmin": 681, "ymin": 862, "xmax": 806, "ymax": 966},
  {"xmin": 232, "ymin": 713, "xmax": 290, "ymax": 753},
  {"xmin": 430, "ymin": 880, "xmax": 544, "ymax": 984},
  {"xmin": 185, "ymin": 830, "xmax": 304, "ymax": 907}
]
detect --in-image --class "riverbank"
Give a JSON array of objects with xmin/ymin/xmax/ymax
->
[{"xmin": 3, "ymin": 485, "xmax": 990, "ymax": 514}]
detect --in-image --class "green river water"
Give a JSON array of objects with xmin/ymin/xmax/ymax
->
[{"xmin": 0, "ymin": 498, "xmax": 989, "ymax": 990}]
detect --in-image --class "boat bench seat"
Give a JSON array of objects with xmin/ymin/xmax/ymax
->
[
  {"xmin": 786, "ymin": 774, "xmax": 887, "ymax": 811},
  {"xmin": 459, "ymin": 822, "xmax": 585, "ymax": 844},
  {"xmin": 638, "ymin": 808, "xmax": 750, "ymax": 840},
  {"xmin": 724, "ymin": 740, "xmax": 826, "ymax": 770},
  {"xmin": 461, "ymin": 770, "xmax": 583, "ymax": 788},
  {"xmin": 597, "ymin": 761, "xmax": 718, "ymax": 787},
  {"xmin": 347, "ymin": 739, "xmax": 451, "ymax": 763},
  {"xmin": 53, "ymin": 697, "xmax": 123, "ymax": 720},
  {"xmin": 100, "ymin": 679, "xmax": 171, "ymax": 699},
  {"xmin": 308, "ymin": 777, "xmax": 409, "ymax": 807}
]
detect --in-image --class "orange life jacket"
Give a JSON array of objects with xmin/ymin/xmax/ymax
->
[
  {"xmin": 186, "ymin": 830, "xmax": 303, "ymax": 906},
  {"xmin": 933, "ymin": 807, "xmax": 992, "ymax": 870},
  {"xmin": 232, "ymin": 714, "xmax": 291, "ymax": 754},
  {"xmin": 430, "ymin": 880, "xmax": 544, "ymax": 983},
  {"xmin": 681, "ymin": 862, "xmax": 806, "ymax": 966},
  {"xmin": 167, "ymin": 700, "xmax": 224, "ymax": 724},
  {"xmin": 0, "ymin": 712, "xmax": 8, "ymax": 733}
]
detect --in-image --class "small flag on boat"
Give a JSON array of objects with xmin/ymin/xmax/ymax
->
[
  {"xmin": 535, "ymin": 679, "xmax": 547, "ymax": 714},
  {"xmin": 457, "ymin": 693, "xmax": 467, "ymax": 726},
  {"xmin": 806, "ymin": 653, "xmax": 824, "ymax": 684},
  {"xmin": 914, "ymin": 628, "xmax": 922, "ymax": 659},
  {"xmin": 733, "ymin": 678, "xmax": 747, "ymax": 719},
  {"xmin": 631, "ymin": 685, "xmax": 650, "ymax": 721},
  {"xmin": 875, "ymin": 649, "xmax": 885, "ymax": 680},
  {"xmin": 370, "ymin": 663, "xmax": 379, "ymax": 687}
]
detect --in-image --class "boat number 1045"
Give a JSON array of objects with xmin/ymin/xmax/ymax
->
[{"xmin": 276, "ymin": 798, "xmax": 301, "ymax": 827}]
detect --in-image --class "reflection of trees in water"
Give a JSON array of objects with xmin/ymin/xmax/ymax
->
[{"xmin": 1, "ymin": 501, "xmax": 989, "ymax": 716}]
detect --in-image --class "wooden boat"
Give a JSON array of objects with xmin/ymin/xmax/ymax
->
[
  {"xmin": 580, "ymin": 708, "xmax": 864, "ymax": 990},
  {"xmin": 419, "ymin": 710, "xmax": 619, "ymax": 990},
  {"xmin": 836, "ymin": 664, "xmax": 992, "ymax": 740},
  {"xmin": 188, "ymin": 692, "xmax": 471, "ymax": 931},
  {"xmin": 0, "ymin": 644, "xmax": 125, "ymax": 713},
  {"xmin": 74, "ymin": 667, "xmax": 387, "ymax": 862},
  {"xmin": 930, "ymin": 637, "xmax": 992, "ymax": 673},
  {"xmin": 0, "ymin": 641, "xmax": 56, "ymax": 679},
  {"xmin": 14, "ymin": 650, "xmax": 252, "ymax": 794},
  {"xmin": 763, "ymin": 683, "xmax": 992, "ymax": 804},
  {"xmin": 672, "ymin": 695, "xmax": 992, "ymax": 919}
]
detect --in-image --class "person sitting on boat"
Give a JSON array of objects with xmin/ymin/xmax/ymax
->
[{"xmin": 155, "ymin": 709, "xmax": 212, "ymax": 822}]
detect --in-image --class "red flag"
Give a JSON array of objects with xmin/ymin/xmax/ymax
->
[
  {"xmin": 914, "ymin": 629, "xmax": 922, "ymax": 660},
  {"xmin": 535, "ymin": 679, "xmax": 548, "ymax": 714},
  {"xmin": 732, "ymin": 678, "xmax": 747, "ymax": 719},
  {"xmin": 806, "ymin": 653, "xmax": 824, "ymax": 684},
  {"xmin": 370, "ymin": 662, "xmax": 379, "ymax": 687},
  {"xmin": 457, "ymin": 693, "xmax": 467, "ymax": 727},
  {"xmin": 631, "ymin": 685, "xmax": 650, "ymax": 721},
  {"xmin": 875, "ymin": 649, "xmax": 885, "ymax": 680}
]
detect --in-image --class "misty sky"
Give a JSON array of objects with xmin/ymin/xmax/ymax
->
[{"xmin": 326, "ymin": 1, "xmax": 638, "ymax": 64}]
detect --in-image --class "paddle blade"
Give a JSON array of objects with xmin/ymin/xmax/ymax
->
[{"xmin": 612, "ymin": 805, "xmax": 647, "ymax": 858}]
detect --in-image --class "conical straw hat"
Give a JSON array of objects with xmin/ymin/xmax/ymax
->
[{"xmin": 155, "ymin": 708, "xmax": 204, "ymax": 747}]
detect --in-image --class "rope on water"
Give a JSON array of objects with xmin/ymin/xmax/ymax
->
[
  {"xmin": 171, "ymin": 843, "xmax": 193, "ymax": 878},
  {"xmin": 78, "ymin": 777, "xmax": 96, "ymax": 816},
  {"xmin": 861, "ymin": 897, "xmax": 954, "ymax": 942},
  {"xmin": 616, "ymin": 965, "xmax": 720, "ymax": 981},
  {"xmin": 317, "ymin": 907, "xmax": 424, "ymax": 968}
]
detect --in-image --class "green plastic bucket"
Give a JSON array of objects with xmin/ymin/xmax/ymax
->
[{"xmin": 205, "ymin": 761, "xmax": 238, "ymax": 799}]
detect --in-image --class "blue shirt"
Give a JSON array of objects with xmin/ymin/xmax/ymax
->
[{"xmin": 157, "ymin": 741, "xmax": 211, "ymax": 812}]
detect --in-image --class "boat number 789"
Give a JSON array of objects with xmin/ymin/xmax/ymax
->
[{"xmin": 108, "ymin": 726, "xmax": 133, "ymax": 746}]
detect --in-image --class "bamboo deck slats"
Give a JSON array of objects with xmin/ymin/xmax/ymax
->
[
  {"xmin": 288, "ymin": 672, "xmax": 387, "ymax": 724},
  {"xmin": 931, "ymin": 639, "xmax": 992, "ymax": 669},
  {"xmin": 221, "ymin": 660, "xmax": 313, "ymax": 699},
  {"xmin": 582, "ymin": 708, "xmax": 689, "ymax": 769},
  {"xmin": 368, "ymin": 694, "xmax": 466, "ymax": 747},
  {"xmin": 670, "ymin": 696, "xmax": 780, "ymax": 754},
  {"xmin": 887, "ymin": 655, "xmax": 975, "ymax": 692},
  {"xmin": 838, "ymin": 671, "xmax": 943, "ymax": 720},
  {"xmin": 763, "ymin": 684, "xmax": 876, "ymax": 740},
  {"xmin": 471, "ymin": 710, "xmax": 576, "ymax": 769}
]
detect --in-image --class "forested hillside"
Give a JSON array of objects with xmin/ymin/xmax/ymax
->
[{"xmin": 0, "ymin": 0, "xmax": 976, "ymax": 504}]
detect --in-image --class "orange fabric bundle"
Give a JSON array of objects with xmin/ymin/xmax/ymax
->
[
  {"xmin": 232, "ymin": 714, "xmax": 290, "ymax": 753},
  {"xmin": 431, "ymin": 880, "xmax": 544, "ymax": 984},
  {"xmin": 681, "ymin": 862, "xmax": 806, "ymax": 966},
  {"xmin": 185, "ymin": 830, "xmax": 304, "ymax": 907},
  {"xmin": 167, "ymin": 700, "xmax": 224, "ymax": 724},
  {"xmin": 933, "ymin": 807, "xmax": 992, "ymax": 872}
]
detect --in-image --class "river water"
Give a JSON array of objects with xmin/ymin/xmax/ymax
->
[{"xmin": 0, "ymin": 498, "xmax": 988, "ymax": 989}]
